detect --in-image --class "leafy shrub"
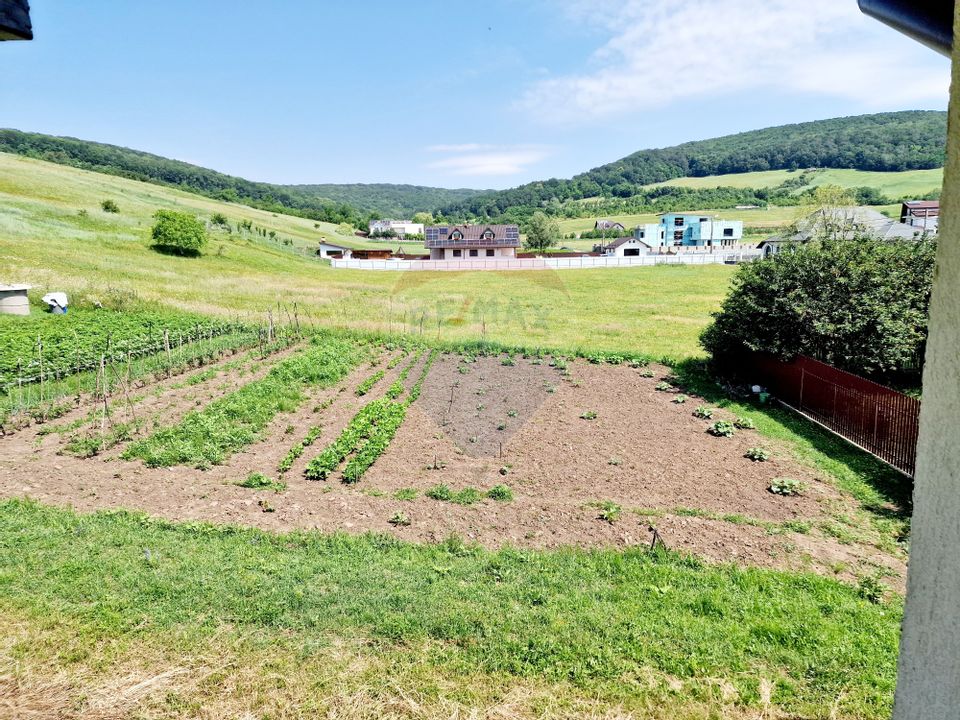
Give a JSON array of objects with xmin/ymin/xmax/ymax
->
[
  {"xmin": 693, "ymin": 406, "xmax": 714, "ymax": 419},
  {"xmin": 701, "ymin": 233, "xmax": 936, "ymax": 379},
  {"xmin": 734, "ymin": 416, "xmax": 756, "ymax": 430},
  {"xmin": 744, "ymin": 447, "xmax": 770, "ymax": 462},
  {"xmin": 151, "ymin": 209, "xmax": 208, "ymax": 256},
  {"xmin": 100, "ymin": 199, "xmax": 119, "ymax": 213},
  {"xmin": 857, "ymin": 573, "xmax": 889, "ymax": 604},
  {"xmin": 707, "ymin": 420, "xmax": 736, "ymax": 437},
  {"xmin": 769, "ymin": 477, "xmax": 806, "ymax": 496},
  {"xmin": 486, "ymin": 484, "xmax": 513, "ymax": 501}
]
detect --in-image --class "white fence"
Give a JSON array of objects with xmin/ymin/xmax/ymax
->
[{"xmin": 332, "ymin": 251, "xmax": 762, "ymax": 272}]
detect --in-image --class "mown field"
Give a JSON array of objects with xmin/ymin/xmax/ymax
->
[{"xmin": 0, "ymin": 152, "xmax": 736, "ymax": 360}]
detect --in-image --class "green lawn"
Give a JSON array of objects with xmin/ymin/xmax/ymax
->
[
  {"xmin": 0, "ymin": 499, "xmax": 901, "ymax": 719},
  {"xmin": 0, "ymin": 152, "xmax": 735, "ymax": 359}
]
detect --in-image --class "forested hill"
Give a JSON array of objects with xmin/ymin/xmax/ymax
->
[
  {"xmin": 440, "ymin": 110, "xmax": 947, "ymax": 218},
  {"xmin": 282, "ymin": 183, "xmax": 484, "ymax": 217},
  {"xmin": 0, "ymin": 129, "xmax": 483, "ymax": 221}
]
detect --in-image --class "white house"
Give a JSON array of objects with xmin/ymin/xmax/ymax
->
[
  {"xmin": 603, "ymin": 236, "xmax": 653, "ymax": 257},
  {"xmin": 316, "ymin": 241, "xmax": 352, "ymax": 259},
  {"xmin": 368, "ymin": 219, "xmax": 424, "ymax": 239}
]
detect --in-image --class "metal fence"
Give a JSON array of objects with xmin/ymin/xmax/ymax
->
[{"xmin": 748, "ymin": 353, "xmax": 920, "ymax": 476}]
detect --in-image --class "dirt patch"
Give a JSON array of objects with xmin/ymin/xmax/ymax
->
[{"xmin": 0, "ymin": 352, "xmax": 905, "ymax": 589}]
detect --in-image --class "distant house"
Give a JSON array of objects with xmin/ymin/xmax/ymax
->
[
  {"xmin": 595, "ymin": 219, "xmax": 625, "ymax": 232},
  {"xmin": 424, "ymin": 224, "xmax": 520, "ymax": 260},
  {"xmin": 757, "ymin": 206, "xmax": 931, "ymax": 257},
  {"xmin": 900, "ymin": 200, "xmax": 939, "ymax": 232},
  {"xmin": 603, "ymin": 236, "xmax": 652, "ymax": 257},
  {"xmin": 316, "ymin": 240, "xmax": 352, "ymax": 259},
  {"xmin": 637, "ymin": 213, "xmax": 744, "ymax": 248},
  {"xmin": 368, "ymin": 219, "xmax": 424, "ymax": 239}
]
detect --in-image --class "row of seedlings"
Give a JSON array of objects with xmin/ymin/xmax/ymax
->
[{"xmin": 305, "ymin": 349, "xmax": 436, "ymax": 483}]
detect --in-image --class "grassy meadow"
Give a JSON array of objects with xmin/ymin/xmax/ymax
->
[
  {"xmin": 0, "ymin": 152, "xmax": 735, "ymax": 359},
  {"xmin": 648, "ymin": 167, "xmax": 943, "ymax": 197}
]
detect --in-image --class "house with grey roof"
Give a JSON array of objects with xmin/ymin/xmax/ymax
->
[{"xmin": 424, "ymin": 224, "xmax": 520, "ymax": 260}]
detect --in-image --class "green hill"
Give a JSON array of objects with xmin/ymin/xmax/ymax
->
[
  {"xmin": 441, "ymin": 110, "xmax": 946, "ymax": 219},
  {"xmin": 0, "ymin": 129, "xmax": 484, "ymax": 221}
]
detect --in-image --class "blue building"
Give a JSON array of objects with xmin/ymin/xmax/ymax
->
[{"xmin": 635, "ymin": 213, "xmax": 744, "ymax": 248}]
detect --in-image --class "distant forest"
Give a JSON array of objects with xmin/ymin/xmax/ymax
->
[
  {"xmin": 0, "ymin": 129, "xmax": 482, "ymax": 222},
  {"xmin": 439, "ymin": 111, "xmax": 947, "ymax": 221},
  {"xmin": 0, "ymin": 110, "xmax": 947, "ymax": 229}
]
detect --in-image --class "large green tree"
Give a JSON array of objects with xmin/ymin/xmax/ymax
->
[
  {"xmin": 150, "ymin": 210, "xmax": 208, "ymax": 256},
  {"xmin": 523, "ymin": 211, "xmax": 560, "ymax": 252},
  {"xmin": 700, "ymin": 232, "xmax": 936, "ymax": 379}
]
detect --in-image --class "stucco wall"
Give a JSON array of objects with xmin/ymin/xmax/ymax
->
[{"xmin": 893, "ymin": 7, "xmax": 960, "ymax": 718}]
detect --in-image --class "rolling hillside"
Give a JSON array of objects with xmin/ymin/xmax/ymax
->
[
  {"xmin": 0, "ymin": 129, "xmax": 485, "ymax": 220},
  {"xmin": 441, "ymin": 111, "xmax": 947, "ymax": 219}
]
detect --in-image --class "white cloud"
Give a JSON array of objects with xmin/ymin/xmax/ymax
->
[
  {"xmin": 425, "ymin": 144, "xmax": 552, "ymax": 176},
  {"xmin": 520, "ymin": 0, "xmax": 950, "ymax": 124}
]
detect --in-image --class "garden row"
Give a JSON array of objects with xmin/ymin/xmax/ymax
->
[
  {"xmin": 123, "ymin": 334, "xmax": 368, "ymax": 468},
  {"xmin": 305, "ymin": 350, "xmax": 436, "ymax": 483}
]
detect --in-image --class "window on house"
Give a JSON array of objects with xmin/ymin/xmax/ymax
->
[
  {"xmin": 453, "ymin": 249, "xmax": 461, "ymax": 257},
  {"xmin": 624, "ymin": 248, "xmax": 640, "ymax": 257},
  {"xmin": 638, "ymin": 230, "xmax": 645, "ymax": 238},
  {"xmin": 486, "ymin": 248, "xmax": 494, "ymax": 257},
  {"xmin": 673, "ymin": 217, "xmax": 684, "ymax": 226},
  {"xmin": 451, "ymin": 231, "xmax": 463, "ymax": 240},
  {"xmin": 673, "ymin": 230, "xmax": 683, "ymax": 244},
  {"xmin": 699, "ymin": 217, "xmax": 709, "ymax": 223},
  {"xmin": 723, "ymin": 228, "xmax": 734, "ymax": 237},
  {"xmin": 469, "ymin": 249, "xmax": 478, "ymax": 257},
  {"xmin": 482, "ymin": 230, "xmax": 494, "ymax": 241}
]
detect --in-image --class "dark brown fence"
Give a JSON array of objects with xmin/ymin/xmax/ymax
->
[{"xmin": 748, "ymin": 353, "xmax": 920, "ymax": 476}]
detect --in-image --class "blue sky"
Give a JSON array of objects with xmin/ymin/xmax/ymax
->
[{"xmin": 1, "ymin": 1, "xmax": 951, "ymax": 189}]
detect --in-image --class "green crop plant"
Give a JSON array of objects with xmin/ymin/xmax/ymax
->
[
  {"xmin": 486, "ymin": 484, "xmax": 513, "ymax": 502},
  {"xmin": 693, "ymin": 406, "xmax": 714, "ymax": 419},
  {"xmin": 744, "ymin": 447, "xmax": 770, "ymax": 462},
  {"xmin": 278, "ymin": 425, "xmax": 323, "ymax": 474},
  {"xmin": 707, "ymin": 420, "xmax": 736, "ymax": 437},
  {"xmin": 236, "ymin": 472, "xmax": 286, "ymax": 492},
  {"xmin": 580, "ymin": 410, "xmax": 598, "ymax": 420},
  {"xmin": 673, "ymin": 394, "xmax": 688, "ymax": 404},
  {"xmin": 769, "ymin": 478, "xmax": 806, "ymax": 496},
  {"xmin": 355, "ymin": 369, "xmax": 385, "ymax": 396},
  {"xmin": 125, "ymin": 336, "xmax": 364, "ymax": 468},
  {"xmin": 655, "ymin": 381, "xmax": 673, "ymax": 391},
  {"xmin": 734, "ymin": 416, "xmax": 757, "ymax": 430}
]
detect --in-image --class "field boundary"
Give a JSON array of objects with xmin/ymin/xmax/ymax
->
[{"xmin": 331, "ymin": 251, "xmax": 761, "ymax": 271}]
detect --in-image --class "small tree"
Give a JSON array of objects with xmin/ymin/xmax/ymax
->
[
  {"xmin": 210, "ymin": 212, "xmax": 229, "ymax": 228},
  {"xmin": 150, "ymin": 210, "xmax": 208, "ymax": 256},
  {"xmin": 412, "ymin": 211, "xmax": 434, "ymax": 225},
  {"xmin": 523, "ymin": 211, "xmax": 559, "ymax": 252},
  {"xmin": 101, "ymin": 199, "xmax": 119, "ymax": 213}
]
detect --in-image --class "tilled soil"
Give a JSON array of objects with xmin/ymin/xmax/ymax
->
[{"xmin": 0, "ymin": 352, "xmax": 906, "ymax": 588}]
